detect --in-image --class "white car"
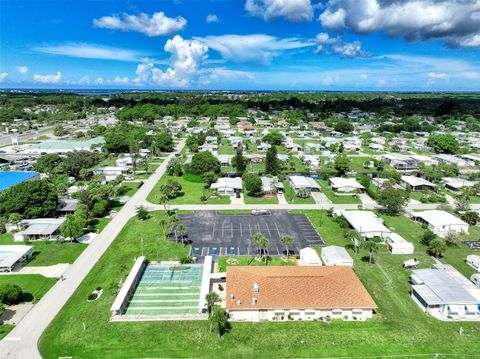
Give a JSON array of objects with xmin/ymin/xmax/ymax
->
[{"xmin": 251, "ymin": 209, "xmax": 268, "ymax": 216}]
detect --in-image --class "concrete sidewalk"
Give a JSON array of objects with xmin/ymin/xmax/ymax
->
[{"xmin": 0, "ymin": 140, "xmax": 185, "ymax": 359}]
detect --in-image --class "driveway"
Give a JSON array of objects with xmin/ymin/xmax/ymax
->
[
  {"xmin": 311, "ymin": 192, "xmax": 332, "ymax": 205},
  {"xmin": 0, "ymin": 264, "xmax": 69, "ymax": 278}
]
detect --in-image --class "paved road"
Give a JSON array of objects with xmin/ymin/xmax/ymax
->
[
  {"xmin": 0, "ymin": 140, "xmax": 185, "ymax": 359},
  {"xmin": 144, "ymin": 201, "xmax": 469, "ymax": 212}
]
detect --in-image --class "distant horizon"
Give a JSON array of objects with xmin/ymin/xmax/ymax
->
[{"xmin": 1, "ymin": 1, "xmax": 480, "ymax": 91}]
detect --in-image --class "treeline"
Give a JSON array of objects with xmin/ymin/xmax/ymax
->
[{"xmin": 1, "ymin": 92, "xmax": 480, "ymax": 124}]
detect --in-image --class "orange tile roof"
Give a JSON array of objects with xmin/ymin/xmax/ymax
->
[{"xmin": 226, "ymin": 266, "xmax": 377, "ymax": 310}]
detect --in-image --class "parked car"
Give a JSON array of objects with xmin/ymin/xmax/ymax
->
[{"xmin": 251, "ymin": 209, "xmax": 268, "ymax": 216}]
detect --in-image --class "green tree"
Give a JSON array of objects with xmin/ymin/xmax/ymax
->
[
  {"xmin": 158, "ymin": 216, "xmax": 171, "ymax": 240},
  {"xmin": 63, "ymin": 150, "xmax": 101, "ymax": 179},
  {"xmin": 209, "ymin": 305, "xmax": 229, "ymax": 337},
  {"xmin": 377, "ymin": 188, "xmax": 409, "ymax": 215},
  {"xmin": 427, "ymin": 134, "xmax": 459, "ymax": 154},
  {"xmin": 242, "ymin": 172, "xmax": 263, "ymax": 197},
  {"xmin": 0, "ymin": 284, "xmax": 23, "ymax": 304},
  {"xmin": 334, "ymin": 153, "xmax": 350, "ymax": 176},
  {"xmin": 0, "ymin": 180, "xmax": 58, "ymax": 218},
  {"xmin": 189, "ymin": 151, "xmax": 221, "ymax": 175},
  {"xmin": 363, "ymin": 240, "xmax": 378, "ymax": 264},
  {"xmin": 32, "ymin": 153, "xmax": 63, "ymax": 174},
  {"xmin": 265, "ymin": 145, "xmax": 279, "ymax": 175},
  {"xmin": 461, "ymin": 211, "xmax": 479, "ymax": 226},
  {"xmin": 262, "ymin": 132, "xmax": 283, "ymax": 145},
  {"xmin": 136, "ymin": 205, "xmax": 150, "ymax": 221},
  {"xmin": 235, "ymin": 145, "xmax": 246, "ymax": 176},
  {"xmin": 60, "ymin": 208, "xmax": 87, "ymax": 240},
  {"xmin": 428, "ymin": 238, "xmax": 447, "ymax": 257},
  {"xmin": 53, "ymin": 124, "xmax": 65, "ymax": 137},
  {"xmin": 159, "ymin": 180, "xmax": 182, "ymax": 199},
  {"xmin": 280, "ymin": 234, "xmax": 295, "ymax": 259},
  {"xmin": 251, "ymin": 232, "xmax": 269, "ymax": 265},
  {"xmin": 334, "ymin": 120, "xmax": 354, "ymax": 134},
  {"xmin": 154, "ymin": 132, "xmax": 174, "ymax": 152},
  {"xmin": 421, "ymin": 229, "xmax": 437, "ymax": 246},
  {"xmin": 205, "ymin": 291, "xmax": 220, "ymax": 315}
]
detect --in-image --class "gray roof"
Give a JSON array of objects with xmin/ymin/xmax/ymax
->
[
  {"xmin": 56, "ymin": 199, "xmax": 80, "ymax": 212},
  {"xmin": 19, "ymin": 218, "xmax": 65, "ymax": 236},
  {"xmin": 0, "ymin": 245, "xmax": 33, "ymax": 268},
  {"xmin": 412, "ymin": 265, "xmax": 480, "ymax": 305}
]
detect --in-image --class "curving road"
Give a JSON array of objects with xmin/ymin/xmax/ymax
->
[{"xmin": 0, "ymin": 140, "xmax": 185, "ymax": 359}]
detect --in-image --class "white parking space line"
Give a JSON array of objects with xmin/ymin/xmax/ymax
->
[
  {"xmin": 274, "ymin": 222, "xmax": 282, "ymax": 237},
  {"xmin": 231, "ymin": 223, "xmax": 233, "ymax": 237},
  {"xmin": 212, "ymin": 222, "xmax": 216, "ymax": 237},
  {"xmin": 265, "ymin": 223, "xmax": 272, "ymax": 237},
  {"xmin": 240, "ymin": 223, "xmax": 243, "ymax": 237}
]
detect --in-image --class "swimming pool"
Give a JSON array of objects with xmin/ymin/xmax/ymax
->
[{"xmin": 124, "ymin": 263, "xmax": 204, "ymax": 317}]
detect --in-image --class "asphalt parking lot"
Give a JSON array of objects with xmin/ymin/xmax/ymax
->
[{"xmin": 173, "ymin": 210, "xmax": 324, "ymax": 257}]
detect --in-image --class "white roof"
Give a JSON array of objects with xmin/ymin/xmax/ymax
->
[
  {"xmin": 329, "ymin": 177, "xmax": 364, "ymax": 190},
  {"xmin": 401, "ymin": 176, "xmax": 435, "ymax": 187},
  {"xmin": 288, "ymin": 175, "xmax": 320, "ymax": 190},
  {"xmin": 299, "ymin": 247, "xmax": 321, "ymax": 264},
  {"xmin": 442, "ymin": 177, "xmax": 476, "ymax": 189},
  {"xmin": 321, "ymin": 246, "xmax": 353, "ymax": 264},
  {"xmin": 18, "ymin": 218, "xmax": 65, "ymax": 235},
  {"xmin": 0, "ymin": 245, "xmax": 33, "ymax": 268},
  {"xmin": 211, "ymin": 177, "xmax": 243, "ymax": 190},
  {"xmin": 341, "ymin": 211, "xmax": 390, "ymax": 237},
  {"xmin": 414, "ymin": 210, "xmax": 468, "ymax": 227},
  {"xmin": 386, "ymin": 233, "xmax": 414, "ymax": 249}
]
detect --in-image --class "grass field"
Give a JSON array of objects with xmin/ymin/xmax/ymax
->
[
  {"xmin": 39, "ymin": 209, "xmax": 480, "ymax": 358},
  {"xmin": 0, "ymin": 324, "xmax": 14, "ymax": 340},
  {"xmin": 282, "ymin": 180, "xmax": 316, "ymax": 204},
  {"xmin": 217, "ymin": 256, "xmax": 296, "ymax": 272},
  {"xmin": 318, "ymin": 180, "xmax": 362, "ymax": 204},
  {"xmin": 0, "ymin": 275, "xmax": 57, "ymax": 302},
  {"xmin": 0, "ymin": 233, "xmax": 87, "ymax": 266},
  {"xmin": 243, "ymin": 194, "xmax": 278, "ymax": 204},
  {"xmin": 147, "ymin": 175, "xmax": 230, "ymax": 205}
]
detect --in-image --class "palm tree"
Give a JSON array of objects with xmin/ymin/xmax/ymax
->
[
  {"xmin": 209, "ymin": 305, "xmax": 229, "ymax": 337},
  {"xmin": 280, "ymin": 234, "xmax": 295, "ymax": 260},
  {"xmin": 428, "ymin": 238, "xmax": 447, "ymax": 258},
  {"xmin": 251, "ymin": 232, "xmax": 269, "ymax": 265},
  {"xmin": 158, "ymin": 193, "xmax": 169, "ymax": 210},
  {"xmin": 176, "ymin": 224, "xmax": 186, "ymax": 244},
  {"xmin": 205, "ymin": 291, "xmax": 220, "ymax": 315},
  {"xmin": 158, "ymin": 216, "xmax": 170, "ymax": 240},
  {"xmin": 362, "ymin": 240, "xmax": 378, "ymax": 264}
]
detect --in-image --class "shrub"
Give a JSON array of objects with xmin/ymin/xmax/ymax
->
[
  {"xmin": 87, "ymin": 293, "xmax": 98, "ymax": 301},
  {"xmin": 0, "ymin": 284, "xmax": 23, "ymax": 305},
  {"xmin": 180, "ymin": 256, "xmax": 193, "ymax": 264}
]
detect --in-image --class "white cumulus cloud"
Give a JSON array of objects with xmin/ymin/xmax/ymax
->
[
  {"xmin": 319, "ymin": 0, "xmax": 480, "ymax": 48},
  {"xmin": 112, "ymin": 76, "xmax": 130, "ymax": 85},
  {"xmin": 93, "ymin": 11, "xmax": 187, "ymax": 37},
  {"xmin": 245, "ymin": 0, "xmax": 314, "ymax": 22},
  {"xmin": 313, "ymin": 32, "xmax": 370, "ymax": 58},
  {"xmin": 134, "ymin": 35, "xmax": 208, "ymax": 87},
  {"xmin": 0, "ymin": 73, "xmax": 7, "ymax": 83},
  {"xmin": 206, "ymin": 14, "xmax": 220, "ymax": 23},
  {"xmin": 194, "ymin": 34, "xmax": 313, "ymax": 64},
  {"xmin": 33, "ymin": 72, "xmax": 62, "ymax": 84},
  {"xmin": 16, "ymin": 66, "xmax": 29, "ymax": 74}
]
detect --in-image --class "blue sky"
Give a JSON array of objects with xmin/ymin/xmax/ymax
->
[{"xmin": 1, "ymin": 0, "xmax": 480, "ymax": 90}]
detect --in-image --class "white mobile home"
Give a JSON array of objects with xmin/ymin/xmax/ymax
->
[
  {"xmin": 412, "ymin": 210, "xmax": 469, "ymax": 237},
  {"xmin": 299, "ymin": 247, "xmax": 322, "ymax": 266},
  {"xmin": 321, "ymin": 246, "xmax": 353, "ymax": 267}
]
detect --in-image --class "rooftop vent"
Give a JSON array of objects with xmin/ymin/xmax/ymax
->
[
  {"xmin": 252, "ymin": 298, "xmax": 257, "ymax": 305},
  {"xmin": 236, "ymin": 299, "xmax": 242, "ymax": 305},
  {"xmin": 253, "ymin": 282, "xmax": 259, "ymax": 293}
]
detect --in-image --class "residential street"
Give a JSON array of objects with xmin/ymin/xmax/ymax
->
[{"xmin": 0, "ymin": 140, "xmax": 185, "ymax": 359}]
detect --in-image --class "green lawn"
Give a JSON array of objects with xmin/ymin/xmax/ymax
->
[
  {"xmin": 0, "ymin": 324, "xmax": 14, "ymax": 340},
  {"xmin": 217, "ymin": 256, "xmax": 295, "ymax": 272},
  {"xmin": 318, "ymin": 180, "xmax": 362, "ymax": 204},
  {"xmin": 0, "ymin": 233, "xmax": 87, "ymax": 267},
  {"xmin": 0, "ymin": 275, "xmax": 57, "ymax": 302},
  {"xmin": 243, "ymin": 194, "xmax": 278, "ymax": 204},
  {"xmin": 117, "ymin": 182, "xmax": 141, "ymax": 197},
  {"xmin": 39, "ymin": 209, "xmax": 480, "ymax": 358},
  {"xmin": 147, "ymin": 175, "xmax": 230, "ymax": 205},
  {"xmin": 282, "ymin": 180, "xmax": 315, "ymax": 204}
]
